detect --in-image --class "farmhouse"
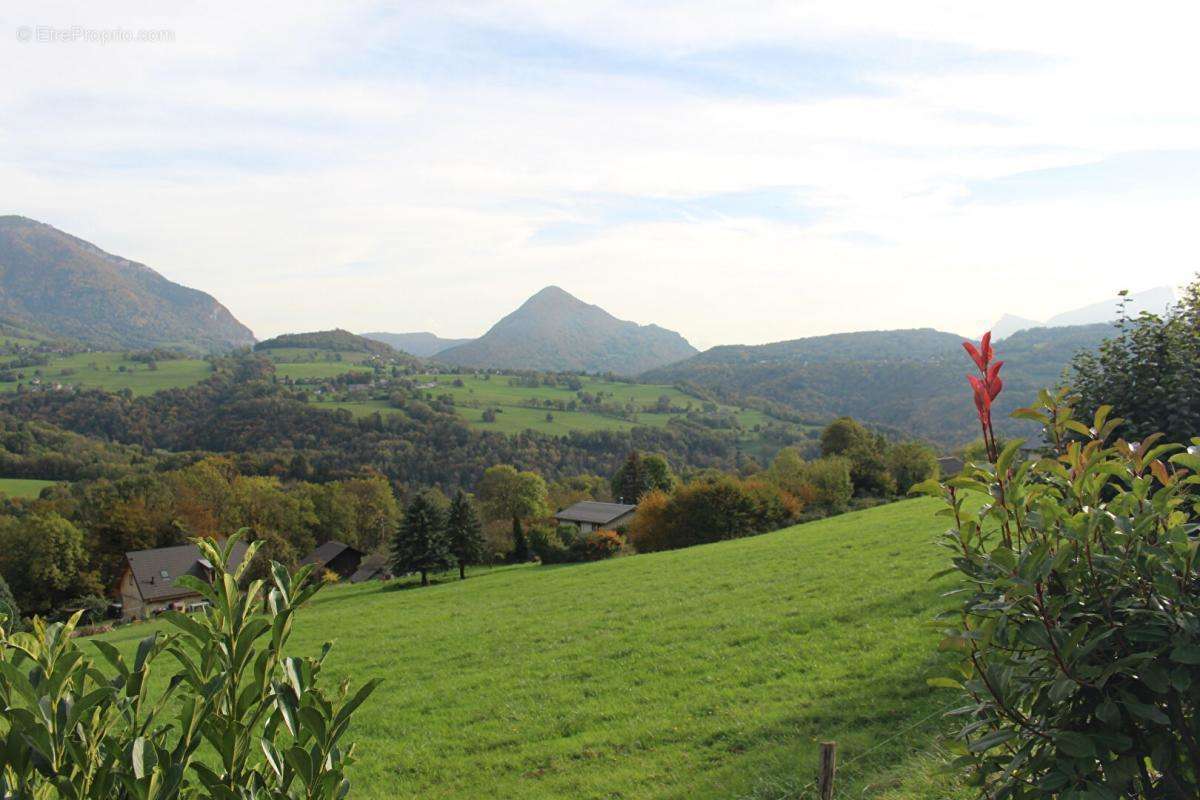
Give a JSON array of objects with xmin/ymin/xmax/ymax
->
[
  {"xmin": 299, "ymin": 540, "xmax": 365, "ymax": 581},
  {"xmin": 554, "ymin": 500, "xmax": 637, "ymax": 533},
  {"xmin": 119, "ymin": 540, "xmax": 249, "ymax": 620},
  {"xmin": 348, "ymin": 553, "xmax": 393, "ymax": 583}
]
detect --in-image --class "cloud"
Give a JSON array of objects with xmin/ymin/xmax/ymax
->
[{"xmin": 2, "ymin": 1, "xmax": 1199, "ymax": 345}]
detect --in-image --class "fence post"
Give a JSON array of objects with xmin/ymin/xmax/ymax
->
[{"xmin": 818, "ymin": 741, "xmax": 837, "ymax": 800}]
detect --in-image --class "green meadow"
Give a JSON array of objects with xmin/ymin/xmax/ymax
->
[
  {"xmin": 98, "ymin": 498, "xmax": 969, "ymax": 799},
  {"xmin": 0, "ymin": 478, "xmax": 59, "ymax": 498},
  {"xmin": 258, "ymin": 348, "xmax": 379, "ymax": 382},
  {"xmin": 315, "ymin": 372, "xmax": 787, "ymax": 439},
  {"xmin": 0, "ymin": 351, "xmax": 212, "ymax": 395}
]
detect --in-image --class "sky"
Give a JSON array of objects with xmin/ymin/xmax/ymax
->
[{"xmin": 2, "ymin": 2, "xmax": 1199, "ymax": 350}]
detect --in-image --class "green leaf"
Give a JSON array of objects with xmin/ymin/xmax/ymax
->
[
  {"xmin": 968, "ymin": 729, "xmax": 1016, "ymax": 753},
  {"xmin": 926, "ymin": 677, "xmax": 963, "ymax": 690},
  {"xmin": 1170, "ymin": 643, "xmax": 1200, "ymax": 664},
  {"xmin": 1054, "ymin": 731, "xmax": 1095, "ymax": 758}
]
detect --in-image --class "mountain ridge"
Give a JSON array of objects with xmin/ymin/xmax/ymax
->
[{"xmin": 0, "ymin": 216, "xmax": 255, "ymax": 352}]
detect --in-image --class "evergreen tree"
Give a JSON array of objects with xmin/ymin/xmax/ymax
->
[
  {"xmin": 615, "ymin": 451, "xmax": 644, "ymax": 503},
  {"xmin": 446, "ymin": 490, "xmax": 485, "ymax": 580},
  {"xmin": 392, "ymin": 492, "xmax": 451, "ymax": 586}
]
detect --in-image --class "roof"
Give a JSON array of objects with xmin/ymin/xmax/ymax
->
[
  {"xmin": 554, "ymin": 501, "xmax": 637, "ymax": 525},
  {"xmin": 349, "ymin": 553, "xmax": 391, "ymax": 583},
  {"xmin": 299, "ymin": 540, "xmax": 358, "ymax": 569},
  {"xmin": 125, "ymin": 540, "xmax": 249, "ymax": 603}
]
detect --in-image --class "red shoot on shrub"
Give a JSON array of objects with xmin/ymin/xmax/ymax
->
[{"xmin": 963, "ymin": 332, "xmax": 1002, "ymax": 462}]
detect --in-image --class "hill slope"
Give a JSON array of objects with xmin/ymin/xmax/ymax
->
[
  {"xmin": 644, "ymin": 324, "xmax": 1114, "ymax": 447},
  {"xmin": 255, "ymin": 329, "xmax": 398, "ymax": 356},
  {"xmin": 360, "ymin": 331, "xmax": 473, "ymax": 357},
  {"xmin": 0, "ymin": 216, "xmax": 255, "ymax": 352},
  {"xmin": 102, "ymin": 498, "xmax": 967, "ymax": 799},
  {"xmin": 436, "ymin": 286, "xmax": 698, "ymax": 375}
]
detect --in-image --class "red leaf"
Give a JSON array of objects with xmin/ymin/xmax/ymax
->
[
  {"xmin": 980, "ymin": 331, "xmax": 993, "ymax": 365},
  {"xmin": 962, "ymin": 341, "xmax": 986, "ymax": 371}
]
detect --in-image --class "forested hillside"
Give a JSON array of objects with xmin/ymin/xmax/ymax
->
[
  {"xmin": 644, "ymin": 324, "xmax": 1113, "ymax": 446},
  {"xmin": 0, "ymin": 216, "xmax": 255, "ymax": 352}
]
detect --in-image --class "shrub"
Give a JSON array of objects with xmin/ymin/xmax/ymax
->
[
  {"xmin": 628, "ymin": 476, "xmax": 800, "ymax": 553},
  {"xmin": 799, "ymin": 456, "xmax": 853, "ymax": 512},
  {"xmin": 886, "ymin": 441, "xmax": 939, "ymax": 494},
  {"xmin": 0, "ymin": 533, "xmax": 376, "ymax": 799},
  {"xmin": 528, "ymin": 523, "xmax": 570, "ymax": 564},
  {"xmin": 570, "ymin": 529, "xmax": 623, "ymax": 561},
  {"xmin": 921, "ymin": 333, "xmax": 1200, "ymax": 798}
]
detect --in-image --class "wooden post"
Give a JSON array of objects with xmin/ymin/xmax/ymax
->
[{"xmin": 818, "ymin": 741, "xmax": 837, "ymax": 800}]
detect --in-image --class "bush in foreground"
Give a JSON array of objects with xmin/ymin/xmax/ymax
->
[
  {"xmin": 0, "ymin": 533, "xmax": 377, "ymax": 799},
  {"xmin": 922, "ymin": 333, "xmax": 1200, "ymax": 798}
]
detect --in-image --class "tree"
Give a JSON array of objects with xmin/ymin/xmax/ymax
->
[
  {"xmin": 615, "ymin": 450, "xmax": 644, "ymax": 503},
  {"xmin": 477, "ymin": 465, "xmax": 549, "ymax": 562},
  {"xmin": 819, "ymin": 416, "xmax": 870, "ymax": 457},
  {"xmin": 0, "ymin": 512, "xmax": 98, "ymax": 616},
  {"xmin": 768, "ymin": 446, "xmax": 807, "ymax": 494},
  {"xmin": 800, "ymin": 456, "xmax": 853, "ymax": 512},
  {"xmin": 1072, "ymin": 278, "xmax": 1200, "ymax": 443},
  {"xmin": 446, "ymin": 490, "xmax": 485, "ymax": 579},
  {"xmin": 611, "ymin": 451, "xmax": 675, "ymax": 502},
  {"xmin": 844, "ymin": 442, "xmax": 896, "ymax": 497},
  {"xmin": 886, "ymin": 441, "xmax": 938, "ymax": 493},
  {"xmin": 392, "ymin": 491, "xmax": 451, "ymax": 585}
]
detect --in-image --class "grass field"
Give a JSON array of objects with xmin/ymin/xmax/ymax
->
[
  {"xmin": 97, "ymin": 498, "xmax": 968, "ymax": 799},
  {"xmin": 258, "ymin": 348, "xmax": 380, "ymax": 382},
  {"xmin": 0, "ymin": 478, "xmax": 59, "ymax": 498},
  {"xmin": 0, "ymin": 351, "xmax": 212, "ymax": 395},
  {"xmin": 315, "ymin": 373, "xmax": 791, "ymax": 440}
]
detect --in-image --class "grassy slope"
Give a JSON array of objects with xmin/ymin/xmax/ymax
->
[
  {"xmin": 0, "ymin": 351, "xmax": 212, "ymax": 395},
  {"xmin": 321, "ymin": 373, "xmax": 783, "ymax": 438},
  {"xmin": 0, "ymin": 478, "xmax": 58, "ymax": 498},
  {"xmin": 99, "ymin": 499, "xmax": 968, "ymax": 799}
]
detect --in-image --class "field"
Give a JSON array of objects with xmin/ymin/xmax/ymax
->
[
  {"xmin": 257, "ymin": 347, "xmax": 379, "ymax": 381},
  {"xmin": 0, "ymin": 478, "xmax": 59, "ymax": 498},
  {"xmin": 98, "ymin": 498, "xmax": 969, "ymax": 799},
  {"xmin": 312, "ymin": 373, "xmax": 791, "ymax": 440},
  {"xmin": 0, "ymin": 351, "xmax": 212, "ymax": 395}
]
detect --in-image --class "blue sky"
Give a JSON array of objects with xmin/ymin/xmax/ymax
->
[{"xmin": 2, "ymin": 1, "xmax": 1198, "ymax": 348}]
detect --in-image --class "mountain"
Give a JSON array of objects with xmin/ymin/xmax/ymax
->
[
  {"xmin": 991, "ymin": 287, "xmax": 1174, "ymax": 339},
  {"xmin": 435, "ymin": 286, "xmax": 698, "ymax": 374},
  {"xmin": 642, "ymin": 323, "xmax": 1115, "ymax": 447},
  {"xmin": 0, "ymin": 216, "xmax": 254, "ymax": 352},
  {"xmin": 991, "ymin": 313, "xmax": 1043, "ymax": 341},
  {"xmin": 359, "ymin": 331, "xmax": 473, "ymax": 357}
]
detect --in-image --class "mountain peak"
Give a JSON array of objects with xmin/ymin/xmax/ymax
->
[{"xmin": 436, "ymin": 287, "xmax": 696, "ymax": 374}]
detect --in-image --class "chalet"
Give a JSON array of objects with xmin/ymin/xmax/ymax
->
[
  {"xmin": 299, "ymin": 540, "xmax": 365, "ymax": 581},
  {"xmin": 348, "ymin": 553, "xmax": 392, "ymax": 583},
  {"xmin": 554, "ymin": 501, "xmax": 637, "ymax": 534},
  {"xmin": 120, "ymin": 540, "xmax": 249, "ymax": 620}
]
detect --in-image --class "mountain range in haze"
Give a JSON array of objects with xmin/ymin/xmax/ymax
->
[
  {"xmin": 991, "ymin": 286, "xmax": 1175, "ymax": 340},
  {"xmin": 0, "ymin": 216, "xmax": 254, "ymax": 352},
  {"xmin": 360, "ymin": 331, "xmax": 473, "ymax": 358}
]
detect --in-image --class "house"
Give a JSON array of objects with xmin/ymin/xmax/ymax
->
[
  {"xmin": 348, "ymin": 553, "xmax": 392, "ymax": 583},
  {"xmin": 120, "ymin": 540, "xmax": 249, "ymax": 620},
  {"xmin": 937, "ymin": 456, "xmax": 964, "ymax": 477},
  {"xmin": 554, "ymin": 501, "xmax": 637, "ymax": 534},
  {"xmin": 299, "ymin": 540, "xmax": 365, "ymax": 581}
]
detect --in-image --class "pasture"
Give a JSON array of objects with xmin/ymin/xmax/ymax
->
[
  {"xmin": 0, "ymin": 351, "xmax": 212, "ymax": 395},
  {"xmin": 0, "ymin": 478, "xmax": 59, "ymax": 498},
  {"xmin": 314, "ymin": 372, "xmax": 790, "ymax": 440},
  {"xmin": 98, "ymin": 498, "xmax": 968, "ymax": 799}
]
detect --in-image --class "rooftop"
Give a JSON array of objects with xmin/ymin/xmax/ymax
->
[{"xmin": 554, "ymin": 501, "xmax": 637, "ymax": 525}]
